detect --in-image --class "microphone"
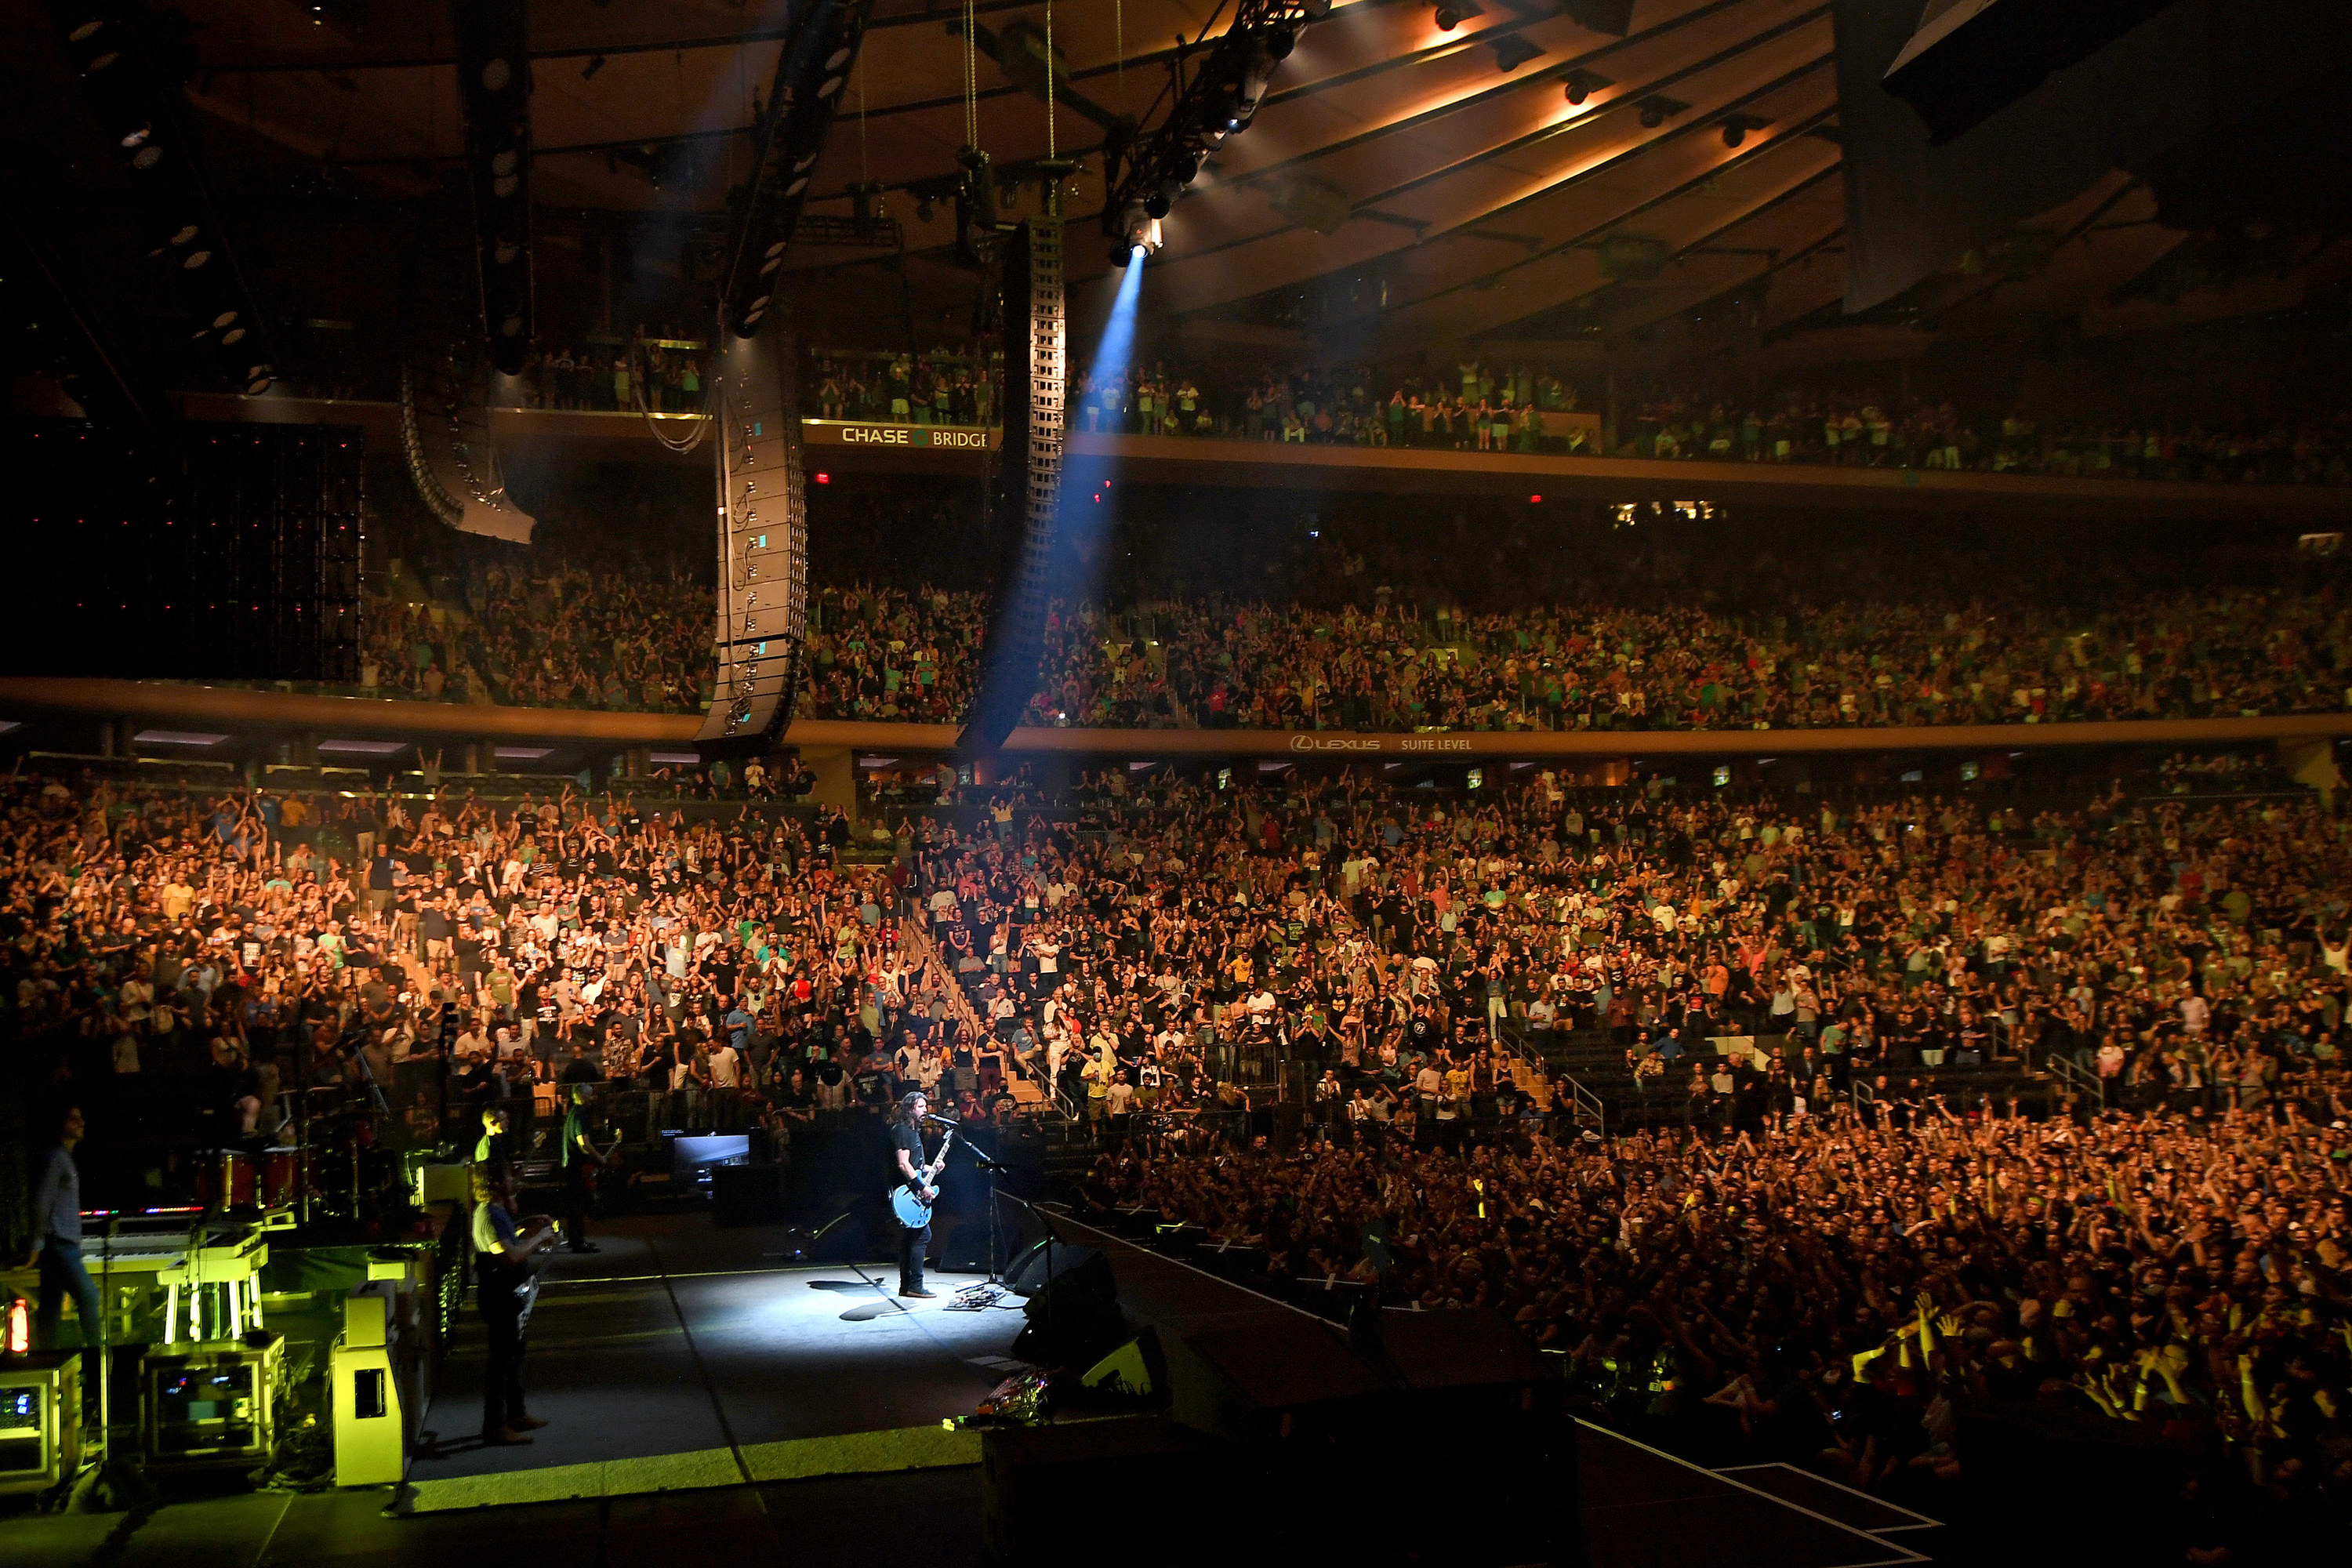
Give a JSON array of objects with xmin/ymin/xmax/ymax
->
[{"xmin": 922, "ymin": 1112, "xmax": 961, "ymax": 1127}]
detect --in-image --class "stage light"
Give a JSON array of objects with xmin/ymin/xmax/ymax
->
[
  {"xmin": 1268, "ymin": 27, "xmax": 1296, "ymax": 60},
  {"xmin": 1722, "ymin": 122, "xmax": 1744, "ymax": 146},
  {"xmin": 1635, "ymin": 95, "xmax": 1689, "ymax": 130},
  {"xmin": 1145, "ymin": 191, "xmax": 1171, "ymax": 220},
  {"xmin": 1491, "ymin": 36, "xmax": 1541, "ymax": 73},
  {"xmin": 1435, "ymin": 6, "xmax": 1461, "ymax": 29},
  {"xmin": 1529, "ymin": 494, "xmax": 1542, "ymax": 504},
  {"xmin": 815, "ymin": 472, "xmax": 829, "ymax": 484},
  {"xmin": 1563, "ymin": 69, "xmax": 1610, "ymax": 105}
]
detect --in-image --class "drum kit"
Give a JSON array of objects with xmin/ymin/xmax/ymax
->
[
  {"xmin": 191, "ymin": 1146, "xmax": 315, "ymax": 1214},
  {"xmin": 191, "ymin": 1086, "xmax": 403, "ymax": 1225}
]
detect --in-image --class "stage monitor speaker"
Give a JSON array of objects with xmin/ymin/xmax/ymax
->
[
  {"xmin": 1004, "ymin": 1239, "xmax": 1102, "ymax": 1298},
  {"xmin": 1008, "ymin": 1247, "xmax": 1123, "ymax": 1367}
]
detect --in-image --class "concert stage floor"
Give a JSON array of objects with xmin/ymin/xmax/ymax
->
[
  {"xmin": 5, "ymin": 1209, "xmax": 1955, "ymax": 1568},
  {"xmin": 399, "ymin": 1212, "xmax": 1026, "ymax": 1508}
]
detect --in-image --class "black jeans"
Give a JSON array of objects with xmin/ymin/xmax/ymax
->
[
  {"xmin": 562, "ymin": 1162, "xmax": 593, "ymax": 1250},
  {"xmin": 476, "ymin": 1261, "xmax": 528, "ymax": 1436},
  {"xmin": 898, "ymin": 1219, "xmax": 930, "ymax": 1294}
]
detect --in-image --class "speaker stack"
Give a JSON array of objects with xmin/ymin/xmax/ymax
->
[{"xmin": 979, "ymin": 1238, "xmax": 1579, "ymax": 1566}]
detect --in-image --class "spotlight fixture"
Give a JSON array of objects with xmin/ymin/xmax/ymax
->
[
  {"xmin": 1435, "ymin": 6, "xmax": 1460, "ymax": 27},
  {"xmin": 1562, "ymin": 69, "xmax": 1611, "ymax": 106},
  {"xmin": 1635, "ymin": 94, "xmax": 1689, "ymax": 129},
  {"xmin": 1490, "ymin": 36, "xmax": 1541, "ymax": 73},
  {"xmin": 1719, "ymin": 113, "xmax": 1769, "ymax": 148},
  {"xmin": 1102, "ymin": 1, "xmax": 1324, "ymax": 256}
]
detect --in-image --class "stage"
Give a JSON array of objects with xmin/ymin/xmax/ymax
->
[
  {"xmin": 7, "ymin": 1206, "xmax": 1951, "ymax": 1566},
  {"xmin": 390, "ymin": 1207, "xmax": 1944, "ymax": 1564},
  {"xmin": 398, "ymin": 1213, "xmax": 1027, "ymax": 1510}
]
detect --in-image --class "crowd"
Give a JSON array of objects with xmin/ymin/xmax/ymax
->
[
  {"xmin": 808, "ymin": 348, "xmax": 1000, "ymax": 429},
  {"xmin": 1068, "ymin": 359, "xmax": 1588, "ymax": 452},
  {"xmin": 1024, "ymin": 571, "xmax": 2352, "ymax": 731},
  {"xmin": 794, "ymin": 344, "xmax": 2352, "ymax": 484},
  {"xmin": 7, "ymin": 735, "xmax": 2350, "ymax": 1544},
  {"xmin": 1624, "ymin": 386, "xmax": 2352, "ymax": 486},
  {"xmin": 358, "ymin": 560, "xmax": 713, "ymax": 711},
  {"xmin": 347, "ymin": 531, "xmax": 2352, "ymax": 735},
  {"xmin": 0, "ymin": 765, "xmax": 1047, "ymax": 1200},
  {"xmin": 971, "ymin": 764, "xmax": 2348, "ymax": 1554},
  {"xmin": 499, "ymin": 332, "xmax": 707, "ymax": 415},
  {"xmin": 1090, "ymin": 1108, "xmax": 2350, "ymax": 1556}
]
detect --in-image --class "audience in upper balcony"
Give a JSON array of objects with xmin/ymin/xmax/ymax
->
[{"xmin": 334, "ymin": 478, "xmax": 2352, "ymax": 737}]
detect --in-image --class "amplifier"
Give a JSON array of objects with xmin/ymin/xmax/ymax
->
[
  {"xmin": 142, "ymin": 1333, "xmax": 285, "ymax": 1471},
  {"xmin": 0, "ymin": 1355, "xmax": 81, "ymax": 1496}
]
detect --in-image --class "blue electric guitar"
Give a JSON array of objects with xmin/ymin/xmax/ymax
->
[{"xmin": 889, "ymin": 1124, "xmax": 955, "ymax": 1229}]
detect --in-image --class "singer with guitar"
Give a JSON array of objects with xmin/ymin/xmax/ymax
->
[{"xmin": 887, "ymin": 1092, "xmax": 953, "ymax": 1298}]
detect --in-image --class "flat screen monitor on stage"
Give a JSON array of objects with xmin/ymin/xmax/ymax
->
[{"xmin": 670, "ymin": 1134, "xmax": 752, "ymax": 1190}]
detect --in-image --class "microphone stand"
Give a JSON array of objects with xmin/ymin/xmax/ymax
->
[{"xmin": 946, "ymin": 1129, "xmax": 1011, "ymax": 1311}]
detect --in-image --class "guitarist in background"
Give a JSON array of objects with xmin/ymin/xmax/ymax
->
[
  {"xmin": 888, "ymin": 1091, "xmax": 938, "ymax": 1298},
  {"xmin": 558, "ymin": 1086, "xmax": 604, "ymax": 1254}
]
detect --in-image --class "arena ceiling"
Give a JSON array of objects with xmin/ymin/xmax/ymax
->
[{"xmin": 28, "ymin": 0, "xmax": 2352, "ymax": 365}]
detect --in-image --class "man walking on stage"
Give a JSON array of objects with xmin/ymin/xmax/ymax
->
[
  {"xmin": 888, "ymin": 1091, "xmax": 937, "ymax": 1299},
  {"xmin": 20, "ymin": 1106, "xmax": 99, "ymax": 1372},
  {"xmin": 559, "ymin": 1085, "xmax": 602, "ymax": 1254}
]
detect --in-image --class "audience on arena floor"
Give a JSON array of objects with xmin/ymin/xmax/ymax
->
[
  {"xmin": 0, "ymin": 767, "xmax": 1007, "ymax": 1166},
  {"xmin": 1087, "ymin": 1103, "xmax": 2350, "ymax": 1557},
  {"xmin": 6, "ymin": 743, "xmax": 2347, "ymax": 1548}
]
